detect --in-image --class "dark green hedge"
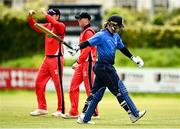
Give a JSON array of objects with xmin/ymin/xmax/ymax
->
[
  {"xmin": 0, "ymin": 18, "xmax": 180, "ymax": 62},
  {"xmin": 0, "ymin": 17, "xmax": 44, "ymax": 62},
  {"xmin": 121, "ymin": 25, "xmax": 180, "ymax": 48}
]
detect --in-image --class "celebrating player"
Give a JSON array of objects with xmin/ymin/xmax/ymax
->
[
  {"xmin": 28, "ymin": 8, "xmax": 66, "ymax": 117},
  {"xmin": 62, "ymin": 12, "xmax": 99, "ymax": 118},
  {"xmin": 74, "ymin": 15, "xmax": 146, "ymax": 124}
]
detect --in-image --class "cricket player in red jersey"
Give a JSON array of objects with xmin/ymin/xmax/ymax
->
[
  {"xmin": 62, "ymin": 12, "xmax": 99, "ymax": 119},
  {"xmin": 28, "ymin": 8, "xmax": 65, "ymax": 117}
]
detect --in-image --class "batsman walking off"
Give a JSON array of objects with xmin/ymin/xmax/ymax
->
[
  {"xmin": 62, "ymin": 12, "xmax": 99, "ymax": 118},
  {"xmin": 75, "ymin": 15, "xmax": 146, "ymax": 124},
  {"xmin": 28, "ymin": 8, "xmax": 66, "ymax": 117}
]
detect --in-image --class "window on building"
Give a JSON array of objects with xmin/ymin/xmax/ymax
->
[
  {"xmin": 153, "ymin": 0, "xmax": 169, "ymax": 8},
  {"xmin": 3, "ymin": 0, "xmax": 12, "ymax": 7},
  {"xmin": 50, "ymin": 0, "xmax": 76, "ymax": 3},
  {"xmin": 115, "ymin": 0, "xmax": 137, "ymax": 9}
]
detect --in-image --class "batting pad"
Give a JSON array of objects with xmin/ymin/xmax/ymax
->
[
  {"xmin": 118, "ymin": 80, "xmax": 139, "ymax": 117},
  {"xmin": 83, "ymin": 87, "xmax": 106, "ymax": 122},
  {"xmin": 82, "ymin": 94, "xmax": 94, "ymax": 113}
]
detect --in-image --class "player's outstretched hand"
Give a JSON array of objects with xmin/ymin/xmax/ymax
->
[
  {"xmin": 40, "ymin": 8, "xmax": 48, "ymax": 15},
  {"xmin": 72, "ymin": 62, "xmax": 79, "ymax": 69},
  {"xmin": 131, "ymin": 56, "xmax": 144, "ymax": 67},
  {"xmin": 28, "ymin": 10, "xmax": 35, "ymax": 17}
]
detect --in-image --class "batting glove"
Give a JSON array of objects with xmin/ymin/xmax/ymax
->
[{"xmin": 131, "ymin": 56, "xmax": 144, "ymax": 67}]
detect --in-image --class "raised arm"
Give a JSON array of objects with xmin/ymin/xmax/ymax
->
[
  {"xmin": 27, "ymin": 9, "xmax": 48, "ymax": 33},
  {"xmin": 40, "ymin": 8, "xmax": 65, "ymax": 36}
]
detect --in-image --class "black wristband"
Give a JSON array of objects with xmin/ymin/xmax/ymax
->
[
  {"xmin": 120, "ymin": 47, "xmax": 133, "ymax": 58},
  {"xmin": 79, "ymin": 41, "xmax": 91, "ymax": 49}
]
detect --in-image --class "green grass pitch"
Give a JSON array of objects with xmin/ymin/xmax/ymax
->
[{"xmin": 0, "ymin": 90, "xmax": 180, "ymax": 128}]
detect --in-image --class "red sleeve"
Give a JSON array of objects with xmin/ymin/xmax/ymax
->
[
  {"xmin": 77, "ymin": 30, "xmax": 94, "ymax": 64},
  {"xmin": 27, "ymin": 17, "xmax": 48, "ymax": 33},
  {"xmin": 45, "ymin": 14, "xmax": 65, "ymax": 35}
]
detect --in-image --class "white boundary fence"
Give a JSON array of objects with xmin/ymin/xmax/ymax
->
[
  {"xmin": 47, "ymin": 67, "xmax": 180, "ymax": 93},
  {"xmin": 0, "ymin": 67, "xmax": 180, "ymax": 93}
]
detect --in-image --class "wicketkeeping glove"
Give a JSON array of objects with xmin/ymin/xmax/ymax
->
[{"xmin": 131, "ymin": 56, "xmax": 144, "ymax": 67}]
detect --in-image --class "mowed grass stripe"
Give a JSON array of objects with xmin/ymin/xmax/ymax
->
[{"xmin": 0, "ymin": 91, "xmax": 180, "ymax": 128}]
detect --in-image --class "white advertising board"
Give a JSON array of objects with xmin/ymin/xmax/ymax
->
[
  {"xmin": 1, "ymin": 67, "xmax": 180, "ymax": 93},
  {"xmin": 47, "ymin": 67, "xmax": 180, "ymax": 93}
]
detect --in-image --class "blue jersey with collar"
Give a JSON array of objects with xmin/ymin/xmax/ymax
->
[{"xmin": 88, "ymin": 29, "xmax": 125, "ymax": 64}]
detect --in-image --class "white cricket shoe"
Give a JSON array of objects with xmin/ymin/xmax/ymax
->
[
  {"xmin": 77, "ymin": 113, "xmax": 95, "ymax": 124},
  {"xmin": 129, "ymin": 110, "xmax": 146, "ymax": 123},
  {"xmin": 77, "ymin": 113, "xmax": 85, "ymax": 122},
  {"xmin": 30, "ymin": 109, "xmax": 48, "ymax": 116},
  {"xmin": 52, "ymin": 111, "xmax": 64, "ymax": 117},
  {"xmin": 61, "ymin": 113, "xmax": 79, "ymax": 119}
]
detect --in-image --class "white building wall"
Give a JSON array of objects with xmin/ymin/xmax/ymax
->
[
  {"xmin": 76, "ymin": 0, "xmax": 180, "ymax": 12},
  {"xmin": 168, "ymin": 0, "xmax": 180, "ymax": 11},
  {"xmin": 1, "ymin": 0, "xmax": 180, "ymax": 12},
  {"xmin": 12, "ymin": 0, "xmax": 23, "ymax": 8},
  {"xmin": 76, "ymin": 0, "xmax": 115, "ymax": 11},
  {"xmin": 137, "ymin": 0, "xmax": 152, "ymax": 11}
]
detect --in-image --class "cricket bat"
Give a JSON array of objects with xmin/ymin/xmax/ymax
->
[{"xmin": 34, "ymin": 23, "xmax": 74, "ymax": 50}]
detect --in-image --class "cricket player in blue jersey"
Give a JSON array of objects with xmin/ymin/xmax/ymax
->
[{"xmin": 73, "ymin": 15, "xmax": 146, "ymax": 124}]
